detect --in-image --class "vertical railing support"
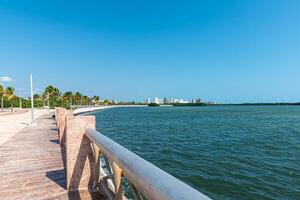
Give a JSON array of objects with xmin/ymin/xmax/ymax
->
[
  {"xmin": 112, "ymin": 162, "xmax": 123, "ymax": 200},
  {"xmin": 59, "ymin": 110, "xmax": 73, "ymax": 144},
  {"xmin": 65, "ymin": 116, "xmax": 96, "ymax": 191},
  {"xmin": 57, "ymin": 108, "xmax": 66, "ymax": 138},
  {"xmin": 91, "ymin": 143, "xmax": 101, "ymax": 190},
  {"xmin": 55, "ymin": 107, "xmax": 59, "ymax": 127},
  {"xmin": 55, "ymin": 107, "xmax": 65, "ymax": 129}
]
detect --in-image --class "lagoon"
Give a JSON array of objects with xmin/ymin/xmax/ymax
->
[{"xmin": 92, "ymin": 106, "xmax": 300, "ymax": 200}]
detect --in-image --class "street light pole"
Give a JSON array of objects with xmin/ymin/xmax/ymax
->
[{"xmin": 30, "ymin": 74, "xmax": 34, "ymax": 123}]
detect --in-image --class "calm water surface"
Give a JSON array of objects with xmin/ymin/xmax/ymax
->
[{"xmin": 91, "ymin": 106, "xmax": 300, "ymax": 200}]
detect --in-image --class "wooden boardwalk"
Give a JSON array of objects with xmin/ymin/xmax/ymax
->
[{"xmin": 0, "ymin": 113, "xmax": 106, "ymax": 200}]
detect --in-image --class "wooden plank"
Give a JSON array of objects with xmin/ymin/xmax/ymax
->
[{"xmin": 0, "ymin": 113, "xmax": 107, "ymax": 200}]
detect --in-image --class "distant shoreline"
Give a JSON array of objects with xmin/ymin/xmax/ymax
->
[
  {"xmin": 170, "ymin": 102, "xmax": 300, "ymax": 106},
  {"xmin": 72, "ymin": 103, "xmax": 300, "ymax": 114},
  {"xmin": 73, "ymin": 105, "xmax": 147, "ymax": 115},
  {"xmin": 214, "ymin": 102, "xmax": 300, "ymax": 106}
]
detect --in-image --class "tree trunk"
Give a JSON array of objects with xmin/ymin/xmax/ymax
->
[{"xmin": 1, "ymin": 97, "xmax": 3, "ymax": 112}]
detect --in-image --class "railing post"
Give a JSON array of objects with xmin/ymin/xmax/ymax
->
[
  {"xmin": 57, "ymin": 108, "xmax": 66, "ymax": 135},
  {"xmin": 55, "ymin": 107, "xmax": 60, "ymax": 127},
  {"xmin": 55, "ymin": 107, "xmax": 65, "ymax": 130},
  {"xmin": 65, "ymin": 116, "xmax": 96, "ymax": 191},
  {"xmin": 91, "ymin": 143, "xmax": 101, "ymax": 190},
  {"xmin": 112, "ymin": 162, "xmax": 123, "ymax": 200},
  {"xmin": 59, "ymin": 110, "xmax": 73, "ymax": 144}
]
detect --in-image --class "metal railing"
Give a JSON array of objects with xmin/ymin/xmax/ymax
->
[{"xmin": 85, "ymin": 128, "xmax": 212, "ymax": 200}]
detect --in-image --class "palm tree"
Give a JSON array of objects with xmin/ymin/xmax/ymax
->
[
  {"xmin": 0, "ymin": 84, "xmax": 3, "ymax": 111},
  {"xmin": 43, "ymin": 85, "xmax": 60, "ymax": 97},
  {"xmin": 43, "ymin": 85, "xmax": 60, "ymax": 107},
  {"xmin": 82, "ymin": 96, "xmax": 89, "ymax": 105},
  {"xmin": 33, "ymin": 94, "xmax": 43, "ymax": 107},
  {"xmin": 62, "ymin": 91, "xmax": 73, "ymax": 107},
  {"xmin": 44, "ymin": 86, "xmax": 60, "ymax": 100},
  {"xmin": 74, "ymin": 92, "xmax": 82, "ymax": 105},
  {"xmin": 5, "ymin": 86, "xmax": 15, "ymax": 111},
  {"xmin": 92, "ymin": 96, "xmax": 100, "ymax": 105}
]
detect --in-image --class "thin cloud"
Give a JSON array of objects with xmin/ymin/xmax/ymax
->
[{"xmin": 0, "ymin": 76, "xmax": 14, "ymax": 82}]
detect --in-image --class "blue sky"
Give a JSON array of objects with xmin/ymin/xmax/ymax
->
[{"xmin": 0, "ymin": 0, "xmax": 299, "ymax": 103}]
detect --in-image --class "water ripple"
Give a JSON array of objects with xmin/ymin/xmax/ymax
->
[{"xmin": 93, "ymin": 106, "xmax": 300, "ymax": 200}]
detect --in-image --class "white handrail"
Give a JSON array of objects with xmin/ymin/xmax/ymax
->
[{"xmin": 85, "ymin": 128, "xmax": 212, "ymax": 200}]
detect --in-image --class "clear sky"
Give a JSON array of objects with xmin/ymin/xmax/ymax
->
[{"xmin": 0, "ymin": 0, "xmax": 299, "ymax": 103}]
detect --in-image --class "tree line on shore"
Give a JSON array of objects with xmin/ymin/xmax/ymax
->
[{"xmin": 0, "ymin": 84, "xmax": 119, "ymax": 111}]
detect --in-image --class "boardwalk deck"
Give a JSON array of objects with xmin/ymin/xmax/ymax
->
[{"xmin": 0, "ymin": 113, "xmax": 106, "ymax": 200}]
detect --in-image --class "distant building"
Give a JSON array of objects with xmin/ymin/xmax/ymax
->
[
  {"xmin": 191, "ymin": 98, "xmax": 202, "ymax": 103},
  {"xmin": 148, "ymin": 97, "xmax": 203, "ymax": 104},
  {"xmin": 163, "ymin": 98, "xmax": 167, "ymax": 104},
  {"xmin": 144, "ymin": 98, "xmax": 151, "ymax": 104},
  {"xmin": 179, "ymin": 99, "xmax": 190, "ymax": 103},
  {"xmin": 173, "ymin": 99, "xmax": 180, "ymax": 103},
  {"xmin": 154, "ymin": 97, "xmax": 160, "ymax": 104}
]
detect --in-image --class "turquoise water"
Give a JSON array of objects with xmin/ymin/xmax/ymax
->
[{"xmin": 92, "ymin": 106, "xmax": 300, "ymax": 200}]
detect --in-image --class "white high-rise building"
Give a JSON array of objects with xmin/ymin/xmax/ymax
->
[
  {"xmin": 154, "ymin": 97, "xmax": 160, "ymax": 104},
  {"xmin": 179, "ymin": 99, "xmax": 190, "ymax": 103}
]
